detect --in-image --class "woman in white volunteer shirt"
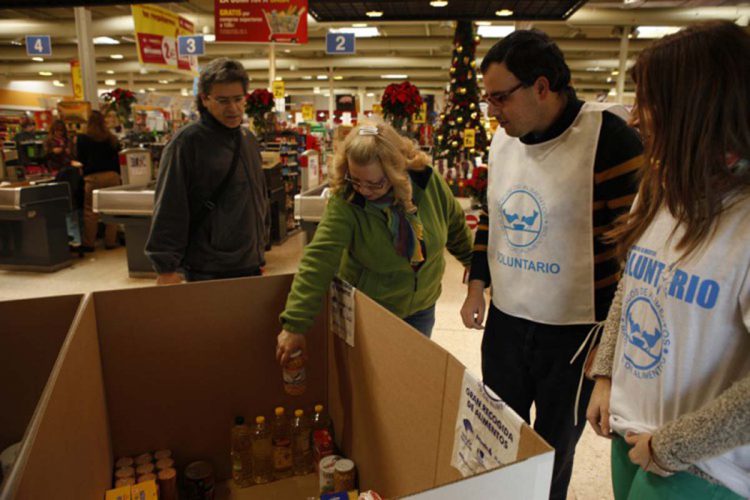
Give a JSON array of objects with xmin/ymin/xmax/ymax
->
[{"xmin": 586, "ymin": 21, "xmax": 750, "ymax": 500}]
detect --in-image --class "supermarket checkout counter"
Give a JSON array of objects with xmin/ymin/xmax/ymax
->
[
  {"xmin": 93, "ymin": 182, "xmax": 155, "ymax": 278},
  {"xmin": 0, "ymin": 182, "xmax": 72, "ymax": 271},
  {"xmin": 294, "ymin": 182, "xmax": 330, "ymax": 244}
]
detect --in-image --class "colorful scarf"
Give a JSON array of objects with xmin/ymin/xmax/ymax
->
[{"xmin": 368, "ymin": 195, "xmax": 425, "ymax": 266}]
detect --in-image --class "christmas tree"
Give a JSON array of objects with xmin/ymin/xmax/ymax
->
[{"xmin": 434, "ymin": 21, "xmax": 488, "ymax": 169}]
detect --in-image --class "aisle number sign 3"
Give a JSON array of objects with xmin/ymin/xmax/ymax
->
[
  {"xmin": 464, "ymin": 128, "xmax": 476, "ymax": 148},
  {"xmin": 326, "ymin": 32, "xmax": 355, "ymax": 55},
  {"xmin": 26, "ymin": 35, "xmax": 52, "ymax": 56},
  {"xmin": 178, "ymin": 35, "xmax": 205, "ymax": 57},
  {"xmin": 272, "ymin": 81, "xmax": 286, "ymax": 99}
]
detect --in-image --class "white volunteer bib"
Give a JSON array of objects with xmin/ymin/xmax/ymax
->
[
  {"xmin": 610, "ymin": 197, "xmax": 750, "ymax": 497},
  {"xmin": 487, "ymin": 102, "xmax": 622, "ymax": 324}
]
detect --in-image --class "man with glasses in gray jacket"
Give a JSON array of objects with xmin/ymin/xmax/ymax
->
[{"xmin": 146, "ymin": 58, "xmax": 268, "ymax": 283}]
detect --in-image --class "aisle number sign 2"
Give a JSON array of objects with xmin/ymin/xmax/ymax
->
[
  {"xmin": 178, "ymin": 35, "xmax": 205, "ymax": 57},
  {"xmin": 26, "ymin": 35, "xmax": 52, "ymax": 56},
  {"xmin": 326, "ymin": 32, "xmax": 355, "ymax": 55},
  {"xmin": 464, "ymin": 128, "xmax": 476, "ymax": 148},
  {"xmin": 272, "ymin": 81, "xmax": 286, "ymax": 99}
]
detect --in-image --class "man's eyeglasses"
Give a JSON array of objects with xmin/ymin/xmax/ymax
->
[
  {"xmin": 209, "ymin": 95, "xmax": 246, "ymax": 106},
  {"xmin": 482, "ymin": 82, "xmax": 526, "ymax": 106},
  {"xmin": 345, "ymin": 171, "xmax": 389, "ymax": 191}
]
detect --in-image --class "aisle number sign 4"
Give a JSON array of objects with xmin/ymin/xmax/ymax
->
[
  {"xmin": 326, "ymin": 32, "xmax": 355, "ymax": 55},
  {"xmin": 464, "ymin": 128, "xmax": 476, "ymax": 148},
  {"xmin": 272, "ymin": 81, "xmax": 285, "ymax": 99},
  {"xmin": 178, "ymin": 35, "xmax": 205, "ymax": 57},
  {"xmin": 26, "ymin": 35, "xmax": 52, "ymax": 56}
]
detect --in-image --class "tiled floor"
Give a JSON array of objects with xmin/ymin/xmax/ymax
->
[{"xmin": 0, "ymin": 230, "xmax": 613, "ymax": 500}]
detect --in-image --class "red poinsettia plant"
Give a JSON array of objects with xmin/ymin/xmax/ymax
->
[
  {"xmin": 465, "ymin": 165, "xmax": 488, "ymax": 207},
  {"xmin": 102, "ymin": 87, "xmax": 136, "ymax": 128},
  {"xmin": 245, "ymin": 88, "xmax": 275, "ymax": 136},
  {"xmin": 381, "ymin": 81, "xmax": 423, "ymax": 130}
]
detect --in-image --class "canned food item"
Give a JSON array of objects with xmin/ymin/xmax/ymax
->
[
  {"xmin": 115, "ymin": 477, "xmax": 136, "ymax": 488},
  {"xmin": 184, "ymin": 460, "xmax": 215, "ymax": 500},
  {"xmin": 136, "ymin": 463, "xmax": 155, "ymax": 476},
  {"xmin": 333, "ymin": 459, "xmax": 356, "ymax": 492},
  {"xmin": 115, "ymin": 457, "xmax": 134, "ymax": 469},
  {"xmin": 158, "ymin": 467, "xmax": 178, "ymax": 500},
  {"xmin": 156, "ymin": 457, "xmax": 175, "ymax": 471},
  {"xmin": 283, "ymin": 350, "xmax": 306, "ymax": 396},
  {"xmin": 136, "ymin": 472, "xmax": 156, "ymax": 483},
  {"xmin": 318, "ymin": 455, "xmax": 340, "ymax": 494},
  {"xmin": 134, "ymin": 453, "xmax": 153, "ymax": 466},
  {"xmin": 114, "ymin": 466, "xmax": 135, "ymax": 480},
  {"xmin": 154, "ymin": 449, "xmax": 172, "ymax": 461}
]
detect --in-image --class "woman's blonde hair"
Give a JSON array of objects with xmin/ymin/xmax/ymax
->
[{"xmin": 330, "ymin": 119, "xmax": 431, "ymax": 213}]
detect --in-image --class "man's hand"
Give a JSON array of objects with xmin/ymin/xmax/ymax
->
[
  {"xmin": 586, "ymin": 376, "xmax": 613, "ymax": 438},
  {"xmin": 276, "ymin": 329, "xmax": 306, "ymax": 366},
  {"xmin": 156, "ymin": 272, "xmax": 183, "ymax": 285},
  {"xmin": 461, "ymin": 280, "xmax": 487, "ymax": 329}
]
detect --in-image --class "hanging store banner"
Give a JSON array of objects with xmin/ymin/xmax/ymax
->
[
  {"xmin": 372, "ymin": 103, "xmax": 382, "ymax": 115},
  {"xmin": 463, "ymin": 128, "xmax": 476, "ymax": 148},
  {"xmin": 70, "ymin": 60, "xmax": 83, "ymax": 100},
  {"xmin": 132, "ymin": 4, "xmax": 198, "ymax": 75},
  {"xmin": 272, "ymin": 81, "xmax": 286, "ymax": 99},
  {"xmin": 214, "ymin": 0, "xmax": 308, "ymax": 44},
  {"xmin": 301, "ymin": 103, "xmax": 314, "ymax": 122},
  {"xmin": 412, "ymin": 102, "xmax": 427, "ymax": 124}
]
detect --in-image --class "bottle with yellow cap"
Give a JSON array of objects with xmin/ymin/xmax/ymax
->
[
  {"xmin": 291, "ymin": 409, "xmax": 313, "ymax": 475},
  {"xmin": 251, "ymin": 415, "xmax": 273, "ymax": 484},
  {"xmin": 272, "ymin": 407, "xmax": 293, "ymax": 479}
]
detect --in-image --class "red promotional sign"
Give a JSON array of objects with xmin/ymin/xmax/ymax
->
[
  {"xmin": 215, "ymin": 0, "xmax": 308, "ymax": 44},
  {"xmin": 466, "ymin": 214, "xmax": 479, "ymax": 230}
]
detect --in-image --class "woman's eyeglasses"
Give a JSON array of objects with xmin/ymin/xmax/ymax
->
[{"xmin": 345, "ymin": 172, "xmax": 389, "ymax": 191}]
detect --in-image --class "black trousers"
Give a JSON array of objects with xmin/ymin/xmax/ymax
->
[
  {"xmin": 482, "ymin": 304, "xmax": 595, "ymax": 500},
  {"xmin": 184, "ymin": 266, "xmax": 262, "ymax": 282}
]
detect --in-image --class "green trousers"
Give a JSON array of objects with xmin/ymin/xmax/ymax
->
[{"xmin": 611, "ymin": 435, "xmax": 742, "ymax": 500}]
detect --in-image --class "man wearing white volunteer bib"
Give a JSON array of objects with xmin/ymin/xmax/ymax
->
[{"xmin": 461, "ymin": 30, "xmax": 643, "ymax": 500}]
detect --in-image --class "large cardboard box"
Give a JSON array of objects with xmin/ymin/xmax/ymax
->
[
  {"xmin": 0, "ymin": 294, "xmax": 83, "ymax": 493},
  {"xmin": 2, "ymin": 276, "xmax": 553, "ymax": 499}
]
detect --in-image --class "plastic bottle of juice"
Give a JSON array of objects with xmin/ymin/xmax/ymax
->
[
  {"xmin": 291, "ymin": 409, "xmax": 313, "ymax": 475},
  {"xmin": 282, "ymin": 350, "xmax": 306, "ymax": 396},
  {"xmin": 312, "ymin": 404, "xmax": 333, "ymax": 435},
  {"xmin": 251, "ymin": 415, "xmax": 273, "ymax": 484},
  {"xmin": 230, "ymin": 416, "xmax": 253, "ymax": 487},
  {"xmin": 272, "ymin": 407, "xmax": 293, "ymax": 479}
]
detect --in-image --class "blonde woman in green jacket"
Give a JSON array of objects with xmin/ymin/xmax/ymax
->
[{"xmin": 276, "ymin": 120, "xmax": 473, "ymax": 365}]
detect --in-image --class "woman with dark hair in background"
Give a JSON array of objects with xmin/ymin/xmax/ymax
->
[
  {"xmin": 587, "ymin": 21, "xmax": 750, "ymax": 500},
  {"xmin": 48, "ymin": 119, "xmax": 84, "ymax": 250},
  {"xmin": 75, "ymin": 110, "xmax": 121, "ymax": 252}
]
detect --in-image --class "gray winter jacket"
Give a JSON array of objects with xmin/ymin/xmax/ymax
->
[{"xmin": 145, "ymin": 112, "xmax": 268, "ymax": 274}]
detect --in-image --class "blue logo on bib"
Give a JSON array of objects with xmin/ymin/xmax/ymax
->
[
  {"xmin": 620, "ymin": 288, "xmax": 671, "ymax": 378},
  {"xmin": 499, "ymin": 189, "xmax": 545, "ymax": 249}
]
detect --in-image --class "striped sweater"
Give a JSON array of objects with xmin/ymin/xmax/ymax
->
[{"xmin": 469, "ymin": 98, "xmax": 643, "ymax": 321}]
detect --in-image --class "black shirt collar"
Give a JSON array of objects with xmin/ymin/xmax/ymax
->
[
  {"xmin": 200, "ymin": 110, "xmax": 241, "ymax": 134},
  {"xmin": 520, "ymin": 97, "xmax": 584, "ymax": 145}
]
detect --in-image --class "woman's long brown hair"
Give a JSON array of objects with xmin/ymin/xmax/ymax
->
[
  {"xmin": 609, "ymin": 21, "xmax": 750, "ymax": 261},
  {"xmin": 85, "ymin": 110, "xmax": 117, "ymax": 146}
]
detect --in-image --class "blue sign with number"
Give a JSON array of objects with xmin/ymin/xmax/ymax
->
[
  {"xmin": 178, "ymin": 35, "xmax": 205, "ymax": 57},
  {"xmin": 26, "ymin": 35, "xmax": 52, "ymax": 56},
  {"xmin": 326, "ymin": 32, "xmax": 355, "ymax": 55}
]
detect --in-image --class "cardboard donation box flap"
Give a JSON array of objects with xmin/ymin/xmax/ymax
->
[
  {"xmin": 2, "ymin": 275, "xmax": 553, "ymax": 499},
  {"xmin": 0, "ymin": 294, "xmax": 83, "ymax": 497}
]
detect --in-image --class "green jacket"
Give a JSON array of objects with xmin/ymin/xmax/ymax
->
[{"xmin": 280, "ymin": 167, "xmax": 473, "ymax": 334}]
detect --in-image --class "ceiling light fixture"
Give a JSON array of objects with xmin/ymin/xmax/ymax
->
[
  {"xmin": 110, "ymin": 54, "xmax": 124, "ymax": 60},
  {"xmin": 158, "ymin": 79, "xmax": 169, "ymax": 84},
  {"xmin": 147, "ymin": 87, "xmax": 156, "ymax": 92},
  {"xmin": 366, "ymin": 92, "xmax": 375, "ymax": 97},
  {"xmin": 275, "ymin": 76, "xmax": 283, "ymax": 81},
  {"xmin": 476, "ymin": 21, "xmax": 492, "ymax": 26},
  {"xmin": 32, "ymin": 57, "xmax": 44, "ymax": 62},
  {"xmin": 203, "ymin": 34, "xmax": 216, "ymax": 42},
  {"xmin": 611, "ymin": 70, "xmax": 620, "ymax": 76},
  {"xmin": 93, "ymin": 36, "xmax": 120, "ymax": 45},
  {"xmin": 53, "ymin": 80, "xmax": 64, "ymax": 87},
  {"xmin": 381, "ymin": 74, "xmax": 408, "ymax": 79},
  {"xmin": 330, "ymin": 27, "xmax": 380, "ymax": 38},
  {"xmin": 635, "ymin": 26, "xmax": 681, "ymax": 38},
  {"xmin": 495, "ymin": 9, "xmax": 514, "ymax": 17},
  {"xmin": 333, "ymin": 75, "xmax": 344, "ymax": 80},
  {"xmin": 106, "ymin": 70, "xmax": 115, "ymax": 75},
  {"xmin": 38, "ymin": 71, "xmax": 53, "ymax": 76},
  {"xmin": 365, "ymin": 10, "xmax": 383, "ymax": 18},
  {"xmin": 352, "ymin": 23, "xmax": 368, "ymax": 28},
  {"xmin": 430, "ymin": 0, "xmax": 448, "ymax": 7},
  {"xmin": 105, "ymin": 79, "xmax": 117, "ymax": 86},
  {"xmin": 317, "ymin": 75, "xmax": 328, "ymax": 80},
  {"xmin": 477, "ymin": 25, "xmax": 514, "ymax": 38},
  {"xmin": 181, "ymin": 88, "xmax": 189, "ymax": 96},
  {"xmin": 302, "ymin": 75, "xmax": 313, "ymax": 80}
]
